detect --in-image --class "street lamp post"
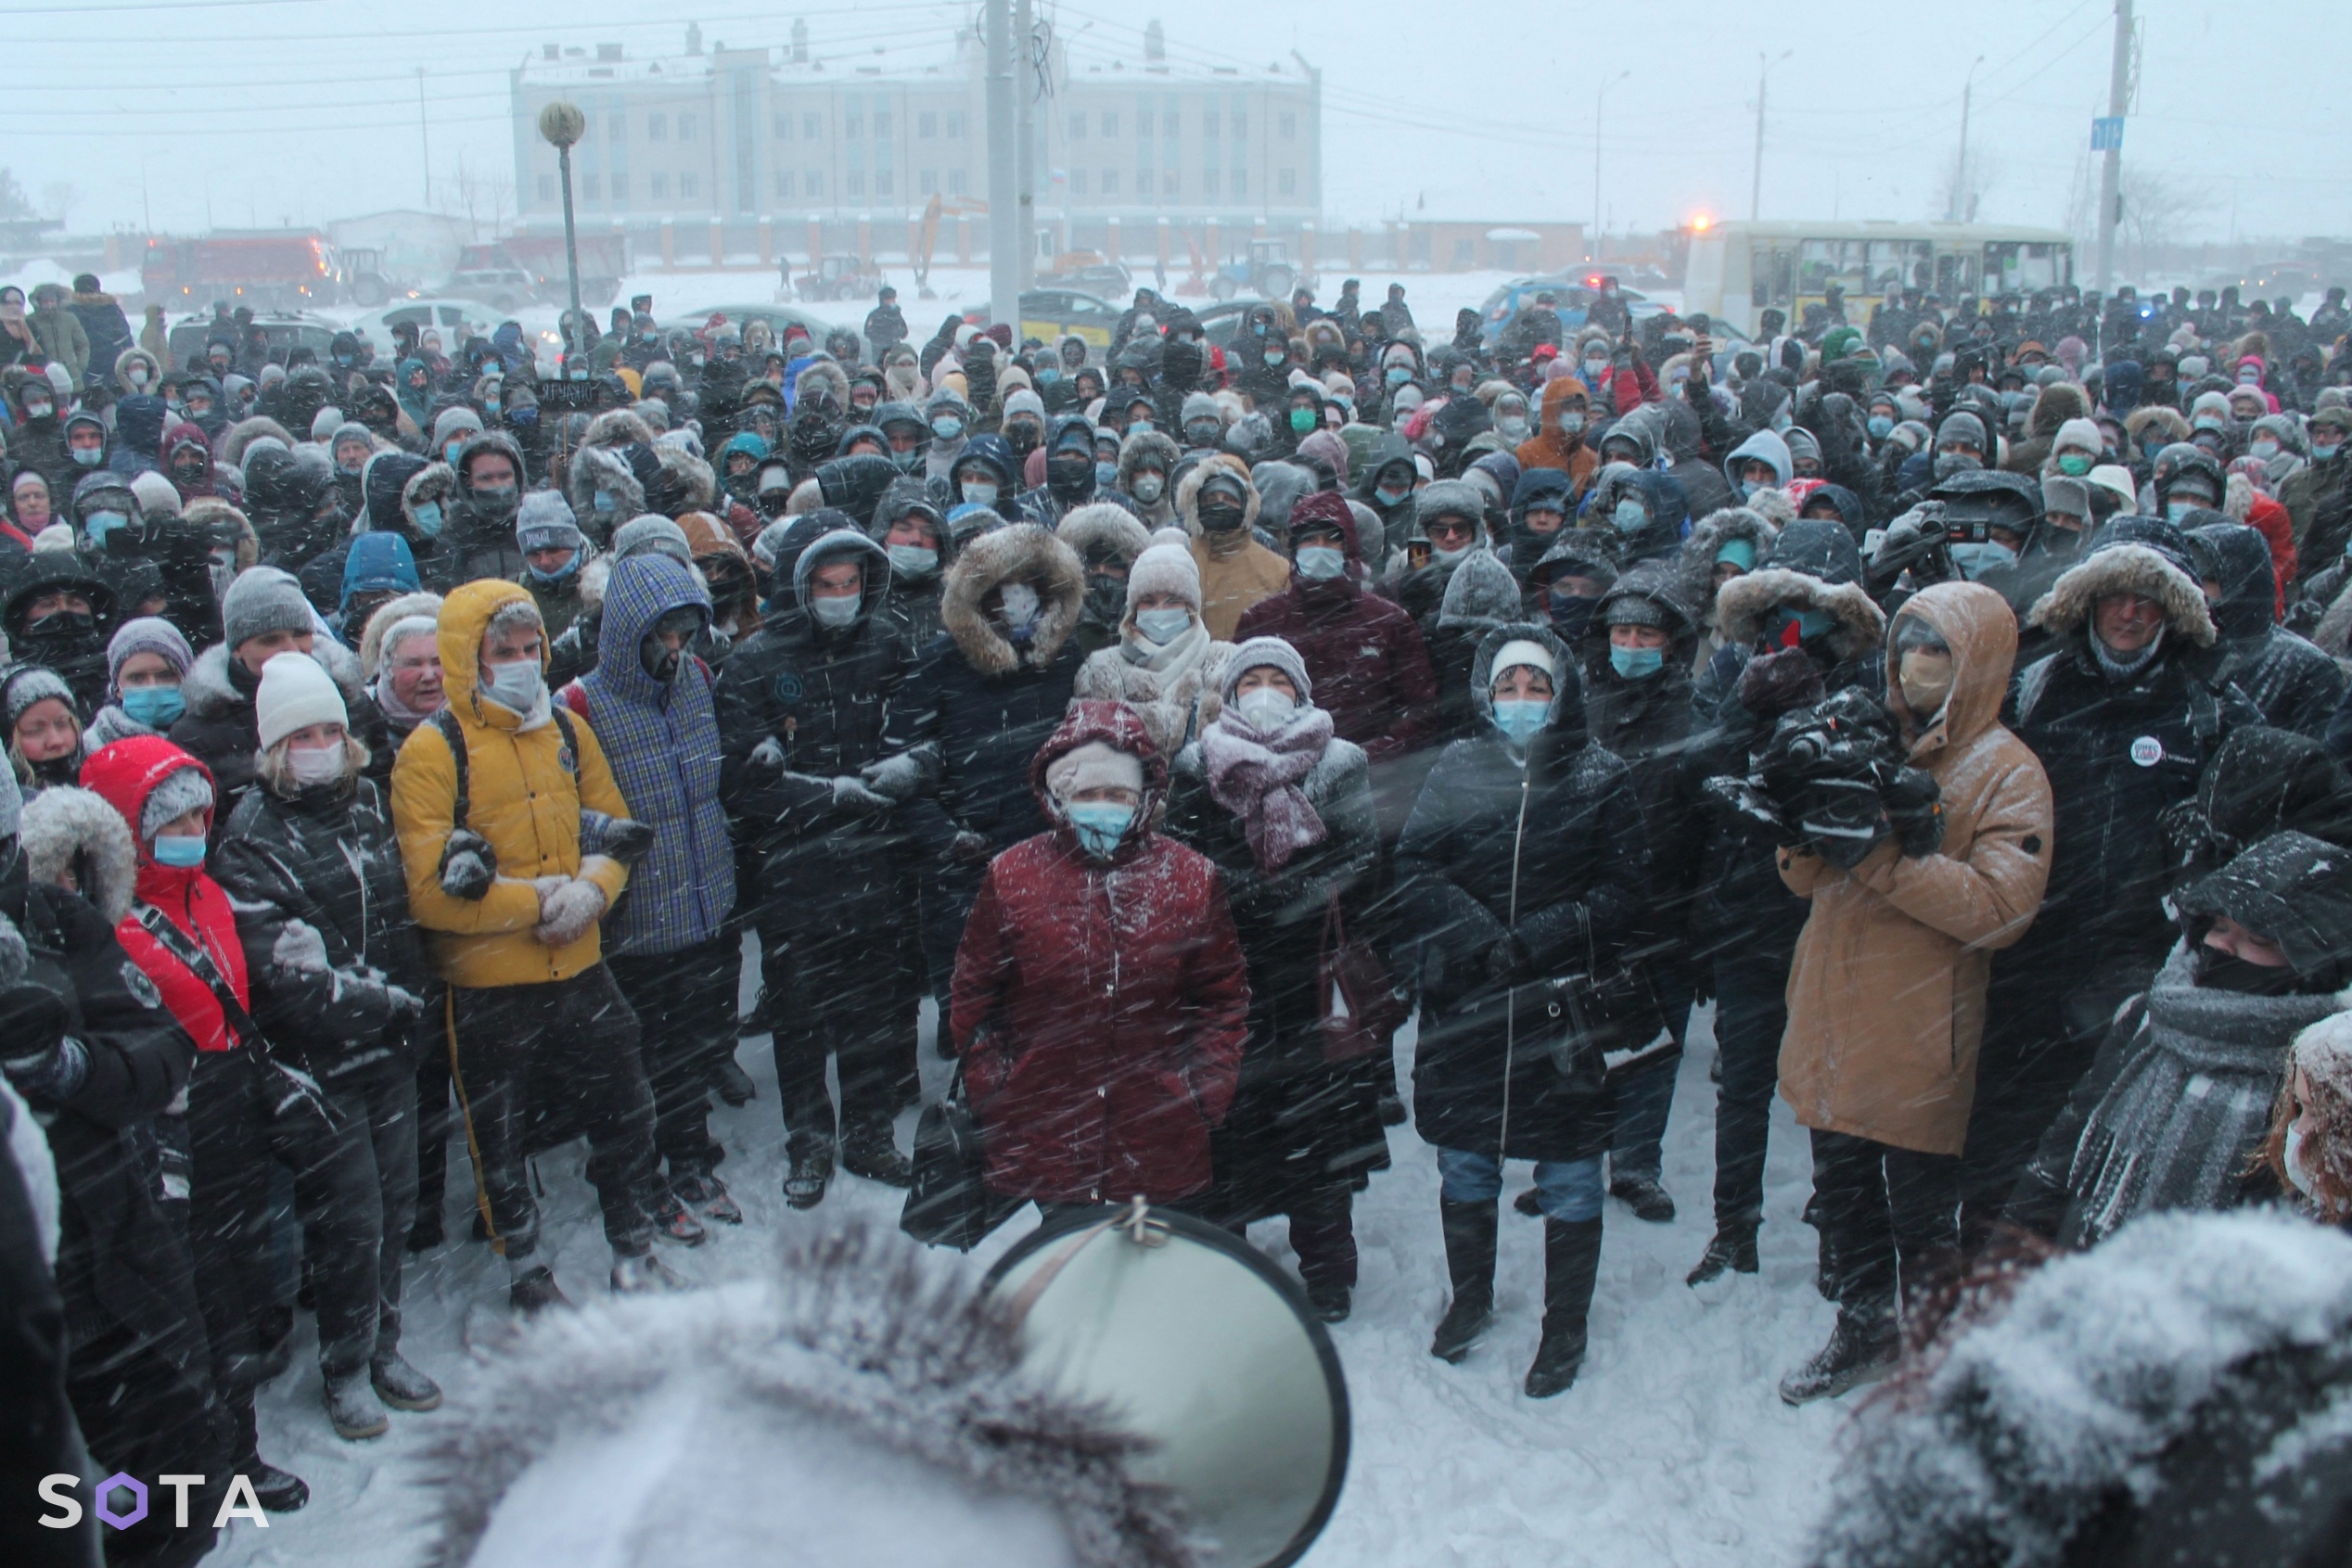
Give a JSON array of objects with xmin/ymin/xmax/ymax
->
[
  {"xmin": 1949, "ymin": 55, "xmax": 1986, "ymax": 223},
  {"xmin": 1591, "ymin": 70, "xmax": 1630, "ymax": 263},
  {"xmin": 537, "ymin": 101, "xmax": 587, "ymax": 365},
  {"xmin": 1750, "ymin": 50, "xmax": 1792, "ymax": 222}
]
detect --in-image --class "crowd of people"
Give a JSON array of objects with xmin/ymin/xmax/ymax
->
[{"xmin": 8, "ymin": 261, "xmax": 2352, "ymax": 1567}]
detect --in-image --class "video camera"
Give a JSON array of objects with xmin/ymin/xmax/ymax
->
[{"xmin": 1704, "ymin": 688, "xmax": 1944, "ymax": 868}]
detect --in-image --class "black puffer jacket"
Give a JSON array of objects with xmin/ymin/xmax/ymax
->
[
  {"xmin": 2191, "ymin": 520, "xmax": 2344, "ymax": 739},
  {"xmin": 1398, "ymin": 622, "xmax": 1651, "ymax": 1163},
  {"xmin": 211, "ymin": 773, "xmax": 427, "ymax": 1089},
  {"xmin": 441, "ymin": 429, "xmax": 530, "ymax": 584},
  {"xmin": 170, "ymin": 641, "xmax": 389, "ymax": 835},
  {"xmin": 299, "ymin": 453, "xmax": 461, "ymax": 610}
]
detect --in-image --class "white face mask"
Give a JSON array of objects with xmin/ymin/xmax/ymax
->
[
  {"xmin": 287, "ymin": 743, "xmax": 347, "ymax": 787},
  {"xmin": 1232, "ymin": 687, "xmax": 1297, "ymax": 731},
  {"xmin": 997, "ymin": 580, "xmax": 1040, "ymax": 636},
  {"xmin": 479, "ymin": 657, "xmax": 544, "ymax": 715},
  {"xmin": 2285, "ymin": 1121, "xmax": 2318, "ymax": 1199}
]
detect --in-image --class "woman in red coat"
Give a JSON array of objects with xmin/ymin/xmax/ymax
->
[{"xmin": 950, "ymin": 699, "xmax": 1251, "ymax": 1216}]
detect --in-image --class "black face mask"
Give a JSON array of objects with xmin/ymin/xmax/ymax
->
[
  {"xmin": 25, "ymin": 750, "xmax": 79, "ymax": 788},
  {"xmin": 1198, "ymin": 500, "xmax": 1245, "ymax": 533},
  {"xmin": 2195, "ymin": 944, "xmax": 2304, "ymax": 996},
  {"xmin": 1048, "ymin": 453, "xmax": 1093, "ymax": 498},
  {"xmin": 24, "ymin": 608, "xmax": 96, "ymax": 644},
  {"xmin": 1083, "ymin": 571, "xmax": 1126, "ymax": 628}
]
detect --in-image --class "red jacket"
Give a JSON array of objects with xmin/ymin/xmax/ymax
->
[
  {"xmin": 83, "ymin": 736, "xmax": 249, "ymax": 1054},
  {"xmin": 950, "ymin": 701, "xmax": 1250, "ymax": 1205},
  {"xmin": 1235, "ymin": 491, "xmax": 1438, "ymax": 765}
]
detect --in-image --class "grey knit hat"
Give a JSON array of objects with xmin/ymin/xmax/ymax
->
[
  {"xmin": 1220, "ymin": 635, "xmax": 1313, "ymax": 705},
  {"xmin": 140, "ymin": 765, "xmax": 213, "ymax": 843},
  {"xmin": 609, "ymin": 514, "xmax": 693, "ymax": 566},
  {"xmin": 221, "ymin": 566, "xmax": 313, "ymax": 652},
  {"xmin": 4, "ymin": 665, "xmax": 76, "ymax": 730},
  {"xmin": 2041, "ymin": 475, "xmax": 2093, "ymax": 520},
  {"xmin": 107, "ymin": 616, "xmax": 195, "ymax": 695},
  {"xmin": 516, "ymin": 490, "xmax": 585, "ymax": 553}
]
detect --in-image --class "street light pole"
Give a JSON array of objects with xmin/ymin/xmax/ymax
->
[
  {"xmin": 984, "ymin": 0, "xmax": 1019, "ymax": 338},
  {"xmin": 538, "ymin": 102, "xmax": 587, "ymax": 365},
  {"xmin": 1591, "ymin": 69, "xmax": 1629, "ymax": 263},
  {"xmin": 416, "ymin": 68, "xmax": 432, "ymax": 206},
  {"xmin": 1949, "ymin": 55, "xmax": 1986, "ymax": 223},
  {"xmin": 1749, "ymin": 51, "xmax": 1791, "ymax": 222},
  {"xmin": 2093, "ymin": 0, "xmax": 2133, "ymax": 290}
]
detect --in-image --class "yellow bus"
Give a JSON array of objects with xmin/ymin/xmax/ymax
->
[{"xmin": 1682, "ymin": 220, "xmax": 2075, "ymax": 338}]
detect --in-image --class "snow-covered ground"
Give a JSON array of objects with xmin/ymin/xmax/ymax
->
[{"xmin": 211, "ymin": 948, "xmax": 1852, "ymax": 1567}]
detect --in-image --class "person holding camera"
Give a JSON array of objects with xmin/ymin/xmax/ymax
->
[{"xmin": 1775, "ymin": 581, "xmax": 2052, "ymax": 1405}]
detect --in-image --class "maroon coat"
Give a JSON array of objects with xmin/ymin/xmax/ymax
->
[
  {"xmin": 1234, "ymin": 491, "xmax": 1438, "ymax": 766},
  {"xmin": 951, "ymin": 701, "xmax": 1251, "ymax": 1205}
]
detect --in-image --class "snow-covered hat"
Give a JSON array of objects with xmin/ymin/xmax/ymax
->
[
  {"xmin": 1124, "ymin": 541, "xmax": 1201, "ymax": 613},
  {"xmin": 1044, "ymin": 738, "xmax": 1144, "ymax": 801},
  {"xmin": 255, "ymin": 651, "xmax": 346, "ymax": 750},
  {"xmin": 1489, "ymin": 637, "xmax": 1558, "ymax": 685}
]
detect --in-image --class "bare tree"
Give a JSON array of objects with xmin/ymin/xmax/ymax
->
[
  {"xmin": 442, "ymin": 156, "xmax": 516, "ymax": 244},
  {"xmin": 2117, "ymin": 167, "xmax": 2204, "ymax": 280},
  {"xmin": 36, "ymin": 181, "xmax": 76, "ymax": 228}
]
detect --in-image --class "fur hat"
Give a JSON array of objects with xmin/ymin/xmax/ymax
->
[
  {"xmin": 19, "ymin": 785, "xmax": 134, "ymax": 923},
  {"xmin": 359, "ymin": 591, "xmax": 445, "ymax": 682}
]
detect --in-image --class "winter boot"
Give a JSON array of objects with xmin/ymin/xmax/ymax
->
[
  {"xmin": 1686, "ymin": 1226, "xmax": 1761, "ymax": 1287},
  {"xmin": 1525, "ymin": 1217, "xmax": 1604, "ymax": 1399},
  {"xmin": 711, "ymin": 1054, "xmax": 757, "ymax": 1107},
  {"xmin": 1377, "ymin": 1092, "xmax": 1407, "ymax": 1127},
  {"xmin": 1779, "ymin": 1303, "xmax": 1901, "ymax": 1406},
  {"xmin": 674, "ymin": 1170, "xmax": 744, "ymax": 1225},
  {"xmin": 1304, "ymin": 1282, "xmax": 1351, "ymax": 1323},
  {"xmin": 1609, "ymin": 1173, "xmax": 1676, "ymax": 1224},
  {"xmin": 324, "ymin": 1369, "xmax": 390, "ymax": 1441},
  {"xmin": 508, "ymin": 1263, "xmax": 571, "ymax": 1316},
  {"xmin": 248, "ymin": 1460, "xmax": 310, "ymax": 1513},
  {"xmin": 370, "ymin": 1351, "xmax": 443, "ymax": 1412},
  {"xmin": 783, "ymin": 1134, "xmax": 836, "ymax": 1209},
  {"xmin": 840, "ymin": 1119, "xmax": 914, "ymax": 1188},
  {"xmin": 1429, "ymin": 1198, "xmax": 1499, "ymax": 1364},
  {"xmin": 610, "ymin": 1251, "xmax": 689, "ymax": 1294},
  {"xmin": 406, "ymin": 1209, "xmax": 445, "ymax": 1253},
  {"xmin": 650, "ymin": 1185, "xmax": 709, "ymax": 1246},
  {"xmin": 1514, "ymin": 1187, "xmax": 1543, "ymax": 1218}
]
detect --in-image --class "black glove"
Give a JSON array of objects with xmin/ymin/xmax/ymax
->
[
  {"xmin": 439, "ymin": 829, "xmax": 498, "ymax": 900},
  {"xmin": 947, "ymin": 830, "xmax": 994, "ymax": 867},
  {"xmin": 597, "ymin": 816, "xmax": 658, "ymax": 864},
  {"xmin": 0, "ymin": 983, "xmax": 69, "ymax": 1071}
]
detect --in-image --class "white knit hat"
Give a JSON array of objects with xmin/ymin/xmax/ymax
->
[
  {"xmin": 1124, "ymin": 541, "xmax": 1202, "ymax": 613},
  {"xmin": 1490, "ymin": 638, "xmax": 1558, "ymax": 686},
  {"xmin": 1044, "ymin": 740, "xmax": 1144, "ymax": 802},
  {"xmin": 255, "ymin": 651, "xmax": 347, "ymax": 750}
]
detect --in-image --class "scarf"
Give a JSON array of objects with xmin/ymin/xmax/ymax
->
[
  {"xmin": 1200, "ymin": 705, "xmax": 1334, "ymax": 873},
  {"xmin": 1108, "ymin": 620, "xmax": 1217, "ymax": 758}
]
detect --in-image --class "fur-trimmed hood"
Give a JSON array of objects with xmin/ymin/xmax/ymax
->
[
  {"xmin": 1173, "ymin": 453, "xmax": 1261, "ymax": 539},
  {"xmin": 795, "ymin": 357, "xmax": 852, "ymax": 412},
  {"xmin": 1709, "ymin": 567, "xmax": 1885, "ymax": 660},
  {"xmin": 2125, "ymin": 405, "xmax": 2190, "ymax": 448},
  {"xmin": 1116, "ymin": 428, "xmax": 1182, "ymax": 491},
  {"xmin": 19, "ymin": 784, "xmax": 136, "ymax": 924},
  {"xmin": 183, "ymin": 496, "xmax": 258, "ymax": 574},
  {"xmin": 940, "ymin": 522, "xmax": 1087, "ymax": 676},
  {"xmin": 583, "ymin": 407, "xmax": 656, "ymax": 449},
  {"xmin": 1677, "ymin": 505, "xmax": 1782, "ymax": 618},
  {"xmin": 357, "ymin": 590, "xmax": 445, "ymax": 682},
  {"xmin": 218, "ymin": 414, "xmax": 297, "ymax": 472},
  {"xmin": 424, "ymin": 1226, "xmax": 1191, "ymax": 1568},
  {"xmin": 2027, "ymin": 541, "xmax": 2218, "ymax": 647},
  {"xmin": 2023, "ymin": 381, "xmax": 2090, "ymax": 440},
  {"xmin": 1056, "ymin": 502, "xmax": 1152, "ymax": 569},
  {"xmin": 180, "ymin": 636, "xmax": 365, "ymax": 722},
  {"xmin": 566, "ymin": 442, "xmax": 646, "ymax": 540}
]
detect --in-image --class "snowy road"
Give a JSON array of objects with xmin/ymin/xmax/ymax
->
[{"xmin": 217, "ymin": 957, "xmax": 1849, "ymax": 1567}]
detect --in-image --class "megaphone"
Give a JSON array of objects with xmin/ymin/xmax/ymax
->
[{"xmin": 984, "ymin": 1201, "xmax": 1352, "ymax": 1568}]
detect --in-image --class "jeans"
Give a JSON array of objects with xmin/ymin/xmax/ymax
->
[
  {"xmin": 1437, "ymin": 1146, "xmax": 1605, "ymax": 1223},
  {"xmin": 1709, "ymin": 947, "xmax": 1792, "ymax": 1232},
  {"xmin": 1608, "ymin": 975, "xmax": 1690, "ymax": 1180},
  {"xmin": 1809, "ymin": 1128, "xmax": 1961, "ymax": 1315}
]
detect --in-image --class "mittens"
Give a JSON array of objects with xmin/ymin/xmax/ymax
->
[
  {"xmin": 440, "ymin": 829, "xmax": 498, "ymax": 899},
  {"xmin": 534, "ymin": 878, "xmax": 609, "ymax": 946}
]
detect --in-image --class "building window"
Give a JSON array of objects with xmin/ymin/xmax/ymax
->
[
  {"xmin": 947, "ymin": 166, "xmax": 966, "ymax": 195},
  {"xmin": 1164, "ymin": 170, "xmax": 1180, "ymax": 196},
  {"xmin": 945, "ymin": 110, "xmax": 965, "ymax": 138},
  {"xmin": 919, "ymin": 109, "xmax": 937, "ymax": 138},
  {"xmin": 678, "ymin": 113, "xmax": 696, "ymax": 141},
  {"xmin": 1232, "ymin": 110, "xmax": 1246, "ymax": 138},
  {"xmin": 773, "ymin": 111, "xmax": 791, "ymax": 139},
  {"xmin": 609, "ymin": 172, "xmax": 627, "ymax": 201},
  {"xmin": 536, "ymin": 174, "xmax": 555, "ymax": 202},
  {"xmin": 1232, "ymin": 168, "xmax": 1246, "ymax": 197},
  {"xmin": 1070, "ymin": 169, "xmax": 1087, "ymax": 197},
  {"xmin": 919, "ymin": 167, "xmax": 937, "ymax": 195},
  {"xmin": 774, "ymin": 171, "xmax": 791, "ymax": 197},
  {"xmin": 1202, "ymin": 110, "xmax": 1219, "ymax": 139},
  {"xmin": 1163, "ymin": 107, "xmax": 1180, "ymax": 138},
  {"xmin": 1102, "ymin": 168, "xmax": 1118, "ymax": 196},
  {"xmin": 1279, "ymin": 111, "xmax": 1296, "ymax": 139},
  {"xmin": 680, "ymin": 171, "xmax": 697, "ymax": 198},
  {"xmin": 1202, "ymin": 168, "xmax": 1218, "ymax": 198},
  {"xmin": 609, "ymin": 111, "xmax": 626, "ymax": 141},
  {"xmin": 1136, "ymin": 165, "xmax": 1151, "ymax": 193},
  {"xmin": 650, "ymin": 113, "xmax": 670, "ymax": 141},
  {"xmin": 583, "ymin": 173, "xmax": 602, "ymax": 199},
  {"xmin": 1278, "ymin": 167, "xmax": 1295, "ymax": 196},
  {"xmin": 875, "ymin": 170, "xmax": 892, "ymax": 196},
  {"xmin": 804, "ymin": 112, "xmax": 822, "ymax": 138},
  {"xmin": 1137, "ymin": 108, "xmax": 1153, "ymax": 138},
  {"xmin": 845, "ymin": 112, "xmax": 863, "ymax": 138},
  {"xmin": 847, "ymin": 170, "xmax": 864, "ymax": 197},
  {"xmin": 1068, "ymin": 110, "xmax": 1085, "ymax": 139},
  {"xmin": 806, "ymin": 171, "xmax": 824, "ymax": 197},
  {"xmin": 650, "ymin": 172, "xmax": 668, "ymax": 198},
  {"xmin": 1100, "ymin": 110, "xmax": 1117, "ymax": 137},
  {"xmin": 874, "ymin": 110, "xmax": 892, "ymax": 137}
]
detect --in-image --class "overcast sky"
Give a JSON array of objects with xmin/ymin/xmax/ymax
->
[{"xmin": 6, "ymin": 0, "xmax": 2346, "ymax": 247}]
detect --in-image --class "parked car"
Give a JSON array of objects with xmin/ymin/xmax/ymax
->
[
  {"xmin": 165, "ymin": 310, "xmax": 340, "ymax": 371},
  {"xmin": 1478, "ymin": 274, "xmax": 1668, "ymax": 348},
  {"xmin": 341, "ymin": 300, "xmax": 494, "ymax": 359},
  {"xmin": 962, "ymin": 288, "xmax": 1124, "ymax": 350},
  {"xmin": 437, "ymin": 266, "xmax": 539, "ymax": 313}
]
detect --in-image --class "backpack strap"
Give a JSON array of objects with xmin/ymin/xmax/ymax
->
[{"xmin": 430, "ymin": 708, "xmax": 470, "ymax": 832}]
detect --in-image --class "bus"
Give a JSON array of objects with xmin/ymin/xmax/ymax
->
[{"xmin": 1681, "ymin": 220, "xmax": 2075, "ymax": 338}]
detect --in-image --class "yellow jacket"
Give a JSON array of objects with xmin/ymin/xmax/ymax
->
[{"xmin": 390, "ymin": 579, "xmax": 633, "ymax": 988}]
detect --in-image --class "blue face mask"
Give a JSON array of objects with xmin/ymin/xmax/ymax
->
[
  {"xmin": 85, "ymin": 510, "xmax": 128, "ymax": 545},
  {"xmin": 1778, "ymin": 606, "xmax": 1836, "ymax": 644},
  {"xmin": 1294, "ymin": 544, "xmax": 1346, "ymax": 580},
  {"xmin": 121, "ymin": 685, "xmax": 185, "ymax": 729},
  {"xmin": 526, "ymin": 554, "xmax": 579, "ymax": 583},
  {"xmin": 2316, "ymin": 442, "xmax": 2343, "ymax": 462},
  {"xmin": 1949, "ymin": 540, "xmax": 2018, "ymax": 580},
  {"xmin": 508, "ymin": 405, "xmax": 538, "ymax": 427},
  {"xmin": 1385, "ymin": 366, "xmax": 1412, "ymax": 388},
  {"xmin": 888, "ymin": 543, "xmax": 939, "ymax": 580},
  {"xmin": 1490, "ymin": 698, "xmax": 1549, "ymax": 748},
  {"xmin": 1610, "ymin": 498, "xmax": 1649, "ymax": 535},
  {"xmin": 1134, "ymin": 606, "xmax": 1193, "ymax": 645},
  {"xmin": 1866, "ymin": 414, "xmax": 1895, "ymax": 440},
  {"xmin": 479, "ymin": 657, "xmax": 543, "ymax": 714},
  {"xmin": 410, "ymin": 502, "xmax": 444, "ymax": 538},
  {"xmin": 445, "ymin": 440, "xmax": 466, "ymax": 465},
  {"xmin": 1065, "ymin": 800, "xmax": 1134, "ymax": 859},
  {"xmin": 1374, "ymin": 484, "xmax": 1410, "ymax": 508},
  {"xmin": 1739, "ymin": 479, "xmax": 1768, "ymax": 502},
  {"xmin": 1609, "ymin": 644, "xmax": 1665, "ymax": 680},
  {"xmin": 151, "ymin": 835, "xmax": 206, "ymax": 869},
  {"xmin": 1095, "ymin": 460, "xmax": 1119, "ymax": 490},
  {"xmin": 1036, "ymin": 364, "xmax": 1060, "ymax": 385}
]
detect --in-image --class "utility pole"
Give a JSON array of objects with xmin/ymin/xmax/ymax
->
[
  {"xmin": 1949, "ymin": 55, "xmax": 1985, "ymax": 223},
  {"xmin": 984, "ymin": 0, "xmax": 1020, "ymax": 333},
  {"xmin": 1749, "ymin": 51, "xmax": 1790, "ymax": 222},
  {"xmin": 416, "ymin": 68, "xmax": 431, "ymax": 206},
  {"xmin": 2093, "ymin": 0, "xmax": 2133, "ymax": 290},
  {"xmin": 1592, "ymin": 70, "xmax": 1629, "ymax": 263},
  {"xmin": 1014, "ymin": 0, "xmax": 1035, "ymax": 294}
]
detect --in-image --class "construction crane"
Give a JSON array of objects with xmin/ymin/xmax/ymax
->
[{"xmin": 913, "ymin": 194, "xmax": 991, "ymax": 297}]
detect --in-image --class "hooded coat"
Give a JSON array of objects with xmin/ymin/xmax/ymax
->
[
  {"xmin": 1697, "ymin": 517, "xmax": 1887, "ymax": 723},
  {"xmin": 171, "ymin": 637, "xmax": 385, "ymax": 834},
  {"xmin": 298, "ymin": 453, "xmax": 459, "ymax": 610},
  {"xmin": 949, "ymin": 701, "xmax": 1250, "ymax": 1205},
  {"xmin": 1397, "ymin": 622, "xmax": 1651, "ymax": 1163},
  {"xmin": 1776, "ymin": 583, "xmax": 2055, "ymax": 1155},
  {"xmin": 1514, "ymin": 377, "xmax": 1599, "ymax": 502},
  {"xmin": 442, "ymin": 430, "xmax": 532, "ymax": 585},
  {"xmin": 388, "ymin": 579, "xmax": 633, "ymax": 988},
  {"xmin": 569, "ymin": 556, "xmax": 735, "ymax": 958},
  {"xmin": 2192, "ymin": 520, "xmax": 2343, "ymax": 738},
  {"xmin": 2000, "ymin": 382, "xmax": 2091, "ymax": 478},
  {"xmin": 870, "ymin": 476, "xmax": 952, "ymax": 649},
  {"xmin": 1181, "ymin": 455, "xmax": 1290, "ymax": 640}
]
